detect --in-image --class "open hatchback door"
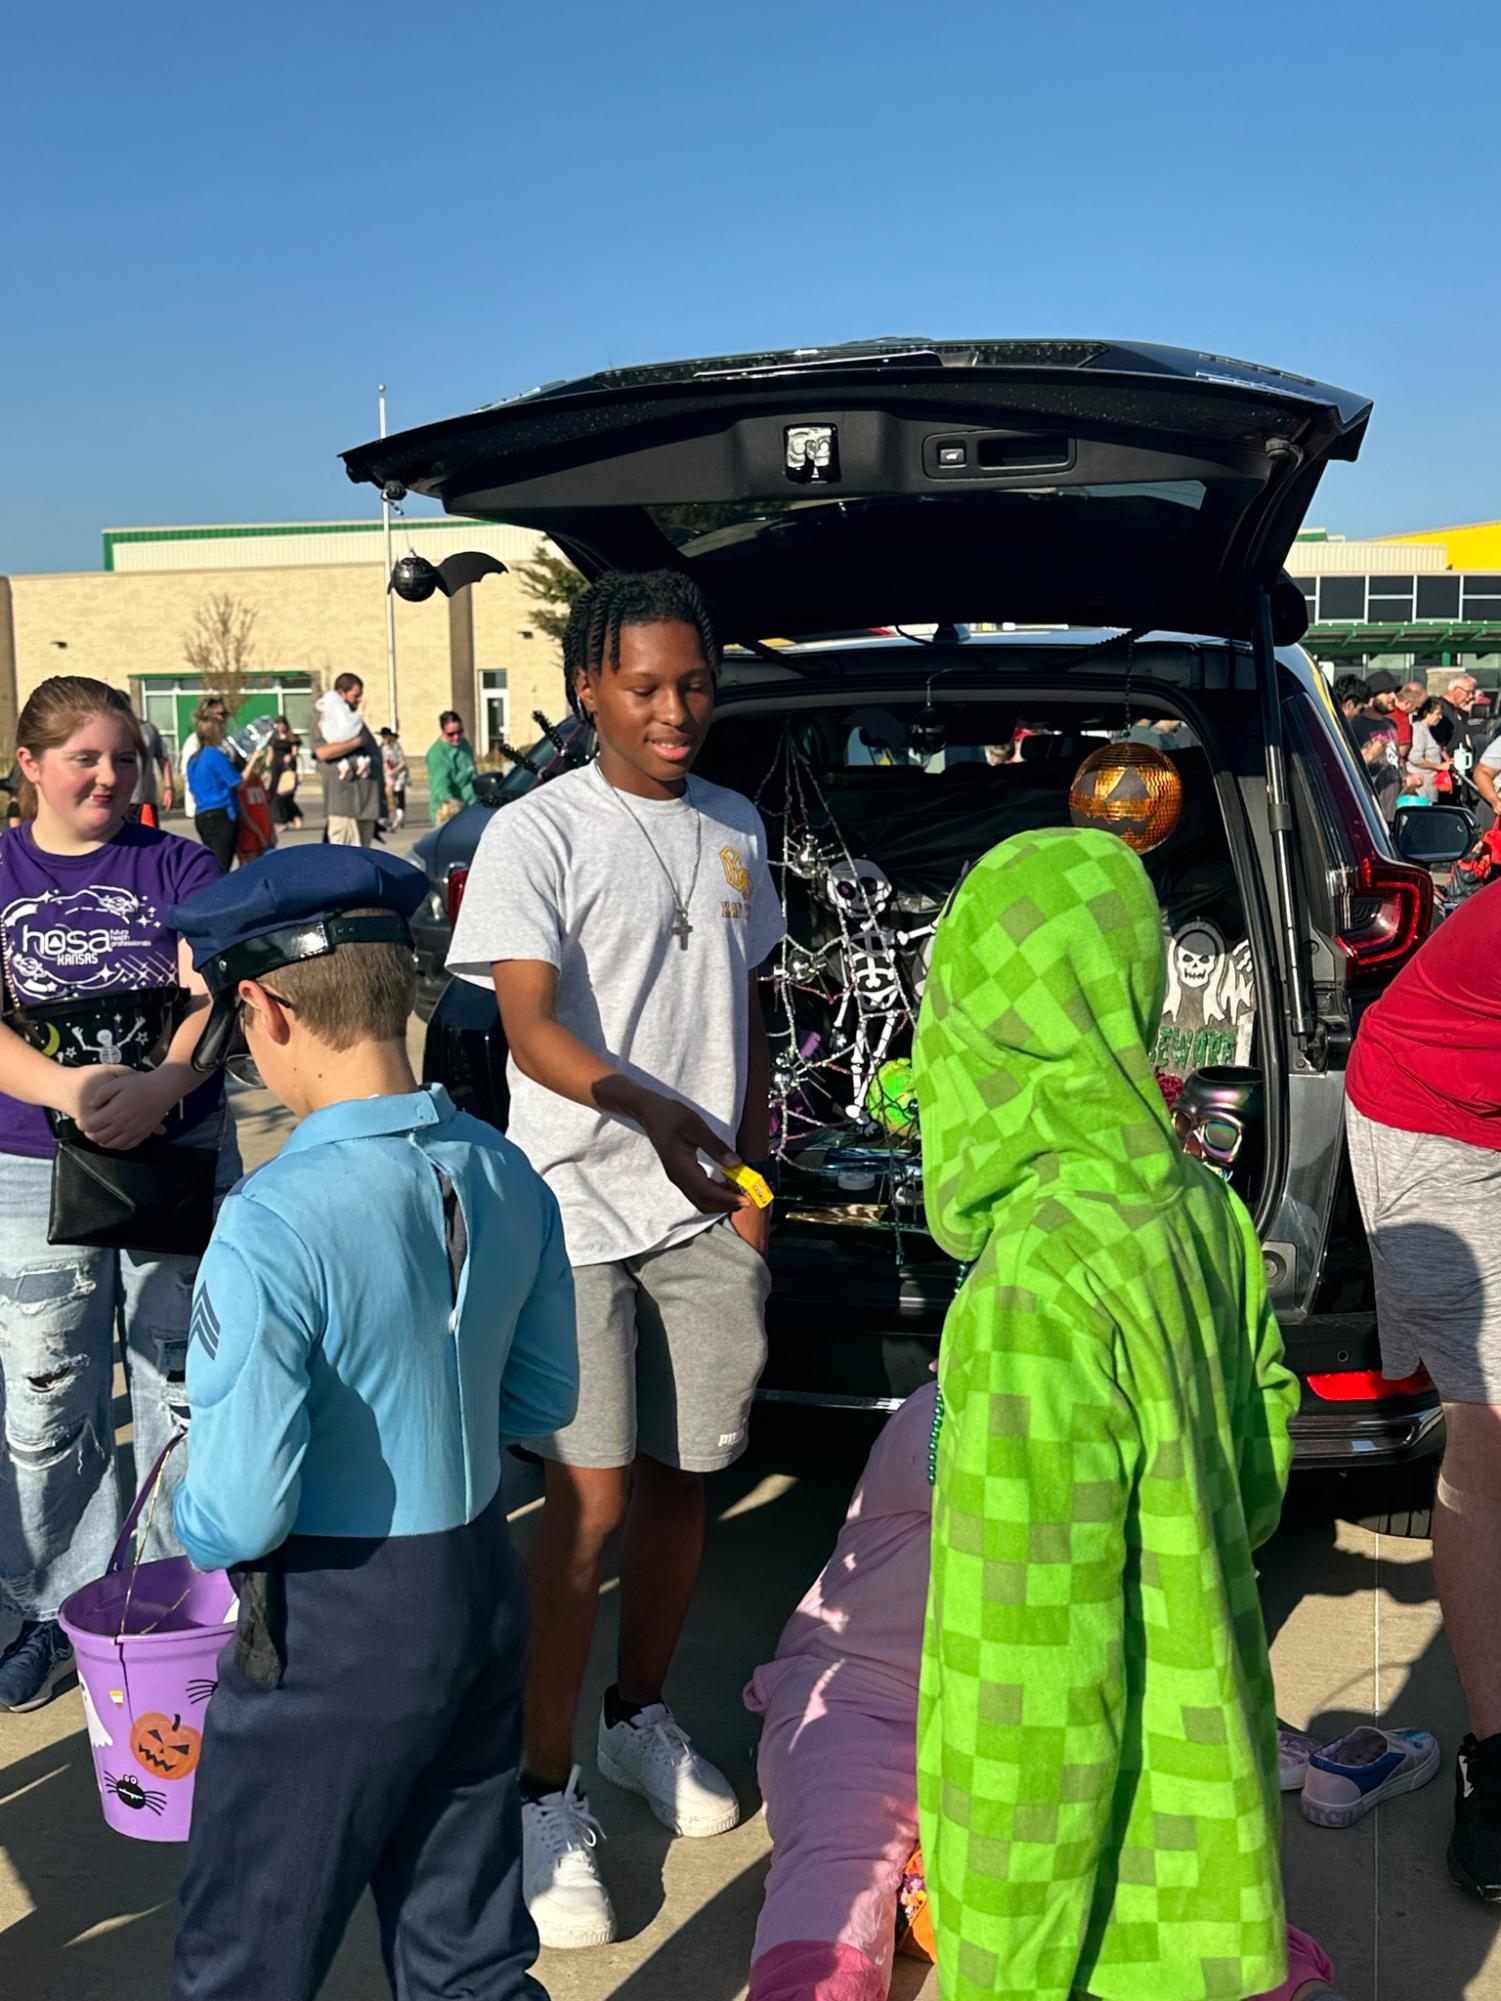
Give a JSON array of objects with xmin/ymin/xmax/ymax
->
[
  {"xmin": 342, "ymin": 337, "xmax": 1371, "ymax": 646},
  {"xmin": 347, "ymin": 337, "xmax": 1374, "ymax": 1049}
]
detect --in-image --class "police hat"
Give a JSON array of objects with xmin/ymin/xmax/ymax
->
[{"xmin": 168, "ymin": 846, "xmax": 428, "ymax": 1073}]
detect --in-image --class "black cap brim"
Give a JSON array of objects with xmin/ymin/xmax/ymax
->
[{"xmin": 189, "ymin": 912, "xmax": 415, "ymax": 1073}]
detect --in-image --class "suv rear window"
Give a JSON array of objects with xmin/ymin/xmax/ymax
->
[{"xmin": 647, "ymin": 479, "xmax": 1209, "ymax": 574}]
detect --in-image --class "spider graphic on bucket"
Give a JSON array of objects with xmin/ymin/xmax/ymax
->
[{"xmin": 105, "ymin": 1771, "xmax": 167, "ymax": 1817}]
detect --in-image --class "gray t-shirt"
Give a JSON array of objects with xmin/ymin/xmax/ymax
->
[{"xmin": 448, "ymin": 763, "xmax": 785, "ymax": 1265}]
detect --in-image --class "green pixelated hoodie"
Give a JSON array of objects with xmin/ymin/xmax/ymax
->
[{"xmin": 913, "ymin": 827, "xmax": 1297, "ymax": 2001}]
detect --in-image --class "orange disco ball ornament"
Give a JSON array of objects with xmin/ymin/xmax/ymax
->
[{"xmin": 1068, "ymin": 741, "xmax": 1183, "ymax": 854}]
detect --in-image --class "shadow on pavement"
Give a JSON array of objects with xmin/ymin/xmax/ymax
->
[
  {"xmin": 16, "ymin": 1387, "xmax": 1499, "ymax": 1998},
  {"xmin": 0, "ymin": 1414, "xmax": 868, "ymax": 2000},
  {"xmin": 1262, "ymin": 1481, "xmax": 1499, "ymax": 2001}
]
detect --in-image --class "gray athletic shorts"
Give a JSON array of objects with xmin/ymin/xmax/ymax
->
[
  {"xmin": 1345, "ymin": 1098, "xmax": 1501, "ymax": 1404},
  {"xmin": 528, "ymin": 1217, "xmax": 770, "ymax": 1473}
]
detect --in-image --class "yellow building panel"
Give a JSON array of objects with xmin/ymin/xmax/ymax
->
[{"xmin": 1384, "ymin": 520, "xmax": 1501, "ymax": 570}]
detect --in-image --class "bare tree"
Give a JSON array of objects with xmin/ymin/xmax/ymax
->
[{"xmin": 183, "ymin": 593, "xmax": 259, "ymax": 715}]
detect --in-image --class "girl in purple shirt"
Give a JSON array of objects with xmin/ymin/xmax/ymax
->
[{"xmin": 0, "ymin": 676, "xmax": 241, "ymax": 1714}]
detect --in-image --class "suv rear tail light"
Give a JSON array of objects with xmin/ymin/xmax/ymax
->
[
  {"xmin": 1307, "ymin": 1364, "xmax": 1433, "ymax": 1401},
  {"xmin": 1335, "ymin": 855, "xmax": 1433, "ymax": 979},
  {"xmin": 446, "ymin": 865, "xmax": 470, "ymax": 929}
]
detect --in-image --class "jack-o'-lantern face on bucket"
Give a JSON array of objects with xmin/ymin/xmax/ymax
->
[{"xmin": 130, "ymin": 1710, "xmax": 202, "ymax": 1781}]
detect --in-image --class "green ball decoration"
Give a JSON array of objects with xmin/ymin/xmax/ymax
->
[{"xmin": 866, "ymin": 1058, "xmax": 919, "ymax": 1135}]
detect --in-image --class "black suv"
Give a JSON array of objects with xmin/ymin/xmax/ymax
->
[{"xmin": 345, "ymin": 339, "xmax": 1472, "ymax": 1525}]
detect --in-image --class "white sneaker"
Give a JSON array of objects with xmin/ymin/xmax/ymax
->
[
  {"xmin": 521, "ymin": 1766, "xmax": 617, "ymax": 1950},
  {"xmin": 596, "ymin": 1701, "xmax": 741, "ymax": 1838},
  {"xmin": 1278, "ymin": 1726, "xmax": 1320, "ymax": 1792}
]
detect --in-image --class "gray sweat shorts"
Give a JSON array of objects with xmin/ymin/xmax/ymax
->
[
  {"xmin": 528, "ymin": 1217, "xmax": 770, "ymax": 1474},
  {"xmin": 1345, "ymin": 1098, "xmax": 1501, "ymax": 1404}
]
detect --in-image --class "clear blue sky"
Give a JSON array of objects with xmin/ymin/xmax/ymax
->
[{"xmin": 5, "ymin": 0, "xmax": 1498, "ymax": 575}]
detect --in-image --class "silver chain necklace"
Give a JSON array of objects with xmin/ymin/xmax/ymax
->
[{"xmin": 593, "ymin": 761, "xmax": 704, "ymax": 950}]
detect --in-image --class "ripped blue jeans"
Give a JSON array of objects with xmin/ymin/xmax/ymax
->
[{"xmin": 0, "ymin": 1116, "xmax": 242, "ymax": 1621}]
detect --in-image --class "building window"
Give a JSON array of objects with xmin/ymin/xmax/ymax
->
[
  {"xmin": 1461, "ymin": 578, "xmax": 1501, "ymax": 621},
  {"xmin": 1366, "ymin": 574, "xmax": 1414, "ymax": 624},
  {"xmin": 1319, "ymin": 577, "xmax": 1365, "ymax": 622},
  {"xmin": 479, "ymin": 670, "xmax": 509, "ymax": 755},
  {"xmin": 1417, "ymin": 576, "xmax": 1461, "ymax": 620},
  {"xmin": 131, "ymin": 674, "xmax": 314, "ymax": 767}
]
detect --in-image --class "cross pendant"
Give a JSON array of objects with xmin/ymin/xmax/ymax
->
[{"xmin": 672, "ymin": 908, "xmax": 693, "ymax": 950}]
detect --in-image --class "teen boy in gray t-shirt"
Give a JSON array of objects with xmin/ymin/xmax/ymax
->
[{"xmin": 447, "ymin": 569, "xmax": 784, "ymax": 1951}]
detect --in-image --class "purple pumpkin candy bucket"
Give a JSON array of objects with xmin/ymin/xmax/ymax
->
[{"xmin": 58, "ymin": 1437, "xmax": 235, "ymax": 1842}]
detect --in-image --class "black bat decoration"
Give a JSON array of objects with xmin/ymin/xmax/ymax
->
[{"xmin": 389, "ymin": 552, "xmax": 508, "ymax": 602}]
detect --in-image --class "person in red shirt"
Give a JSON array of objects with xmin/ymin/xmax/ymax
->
[
  {"xmin": 1346, "ymin": 890, "xmax": 1501, "ymax": 1903},
  {"xmin": 1391, "ymin": 677, "xmax": 1428, "ymax": 772}
]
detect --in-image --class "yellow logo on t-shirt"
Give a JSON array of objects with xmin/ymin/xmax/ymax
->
[{"xmin": 720, "ymin": 845, "xmax": 750, "ymax": 898}]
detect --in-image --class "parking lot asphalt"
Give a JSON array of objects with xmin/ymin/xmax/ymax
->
[{"xmin": 3, "ymin": 975, "xmax": 1498, "ymax": 1998}]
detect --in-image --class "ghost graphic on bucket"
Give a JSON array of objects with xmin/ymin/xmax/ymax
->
[{"xmin": 80, "ymin": 1677, "xmax": 114, "ymax": 1750}]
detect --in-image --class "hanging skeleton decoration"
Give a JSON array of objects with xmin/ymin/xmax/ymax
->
[
  {"xmin": 822, "ymin": 859, "xmax": 910, "ymax": 1118},
  {"xmin": 761, "ymin": 727, "xmax": 939, "ymax": 1165}
]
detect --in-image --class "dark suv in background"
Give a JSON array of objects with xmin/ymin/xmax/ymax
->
[{"xmin": 346, "ymin": 339, "xmax": 1473, "ymax": 1530}]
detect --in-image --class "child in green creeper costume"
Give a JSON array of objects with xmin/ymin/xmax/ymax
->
[{"xmin": 913, "ymin": 827, "xmax": 1299, "ymax": 2001}]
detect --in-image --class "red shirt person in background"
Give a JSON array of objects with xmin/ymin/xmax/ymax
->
[
  {"xmin": 1392, "ymin": 678, "xmax": 1429, "ymax": 765},
  {"xmin": 1346, "ymin": 886, "xmax": 1501, "ymax": 1901}
]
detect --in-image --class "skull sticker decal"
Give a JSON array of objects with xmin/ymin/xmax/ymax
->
[{"xmin": 1155, "ymin": 916, "xmax": 1256, "ymax": 1088}]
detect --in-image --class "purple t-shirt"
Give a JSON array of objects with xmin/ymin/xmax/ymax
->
[{"xmin": 0, "ymin": 821, "xmax": 224, "ymax": 1159}]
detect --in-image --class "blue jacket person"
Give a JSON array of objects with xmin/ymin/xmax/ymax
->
[{"xmin": 166, "ymin": 845, "xmax": 578, "ymax": 2001}]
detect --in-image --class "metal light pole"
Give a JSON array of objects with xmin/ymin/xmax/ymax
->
[{"xmin": 379, "ymin": 384, "xmax": 398, "ymax": 731}]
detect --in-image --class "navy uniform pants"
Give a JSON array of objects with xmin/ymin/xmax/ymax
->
[{"xmin": 173, "ymin": 1490, "xmax": 544, "ymax": 2001}]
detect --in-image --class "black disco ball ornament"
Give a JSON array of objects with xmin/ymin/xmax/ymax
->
[
  {"xmin": 1068, "ymin": 741, "xmax": 1183, "ymax": 854},
  {"xmin": 390, "ymin": 554, "xmax": 439, "ymax": 602}
]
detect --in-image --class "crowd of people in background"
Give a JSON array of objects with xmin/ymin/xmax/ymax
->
[
  {"xmin": 1335, "ymin": 668, "xmax": 1498, "ymax": 832},
  {"xmin": 4, "ymin": 682, "xmax": 489, "ymax": 860}
]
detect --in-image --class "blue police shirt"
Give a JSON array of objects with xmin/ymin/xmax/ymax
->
[{"xmin": 175, "ymin": 1084, "xmax": 578, "ymax": 1573}]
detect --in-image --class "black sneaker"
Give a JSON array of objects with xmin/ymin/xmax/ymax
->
[
  {"xmin": 0, "ymin": 1618, "xmax": 76, "ymax": 1713},
  {"xmin": 1448, "ymin": 1732, "xmax": 1501, "ymax": 1901}
]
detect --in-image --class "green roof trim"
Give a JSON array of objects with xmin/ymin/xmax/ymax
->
[
  {"xmin": 1307, "ymin": 618, "xmax": 1501, "ymax": 660},
  {"xmin": 100, "ymin": 517, "xmax": 493, "ymax": 571}
]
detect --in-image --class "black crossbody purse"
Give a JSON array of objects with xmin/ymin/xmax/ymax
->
[{"xmin": 0, "ymin": 848, "xmax": 218, "ymax": 1257}]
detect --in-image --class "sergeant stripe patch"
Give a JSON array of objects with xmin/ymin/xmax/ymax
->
[{"xmin": 189, "ymin": 1291, "xmax": 220, "ymax": 1361}]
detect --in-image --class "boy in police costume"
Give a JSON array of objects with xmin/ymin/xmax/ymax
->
[{"xmin": 166, "ymin": 846, "xmax": 578, "ymax": 2001}]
